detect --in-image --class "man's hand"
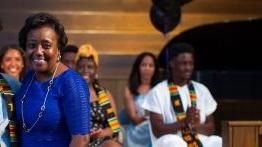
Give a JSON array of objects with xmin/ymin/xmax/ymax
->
[{"xmin": 186, "ymin": 106, "xmax": 200, "ymax": 130}]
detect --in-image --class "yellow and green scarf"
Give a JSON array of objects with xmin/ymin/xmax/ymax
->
[{"xmin": 93, "ymin": 82, "xmax": 120, "ymax": 137}]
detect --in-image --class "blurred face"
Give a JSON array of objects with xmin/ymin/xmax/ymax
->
[
  {"xmin": 26, "ymin": 26, "xmax": 59, "ymax": 73},
  {"xmin": 77, "ymin": 57, "xmax": 97, "ymax": 84},
  {"xmin": 170, "ymin": 52, "xmax": 194, "ymax": 81},
  {"xmin": 61, "ymin": 52, "xmax": 76, "ymax": 69},
  {"xmin": 139, "ymin": 55, "xmax": 155, "ymax": 81},
  {"xmin": 1, "ymin": 49, "xmax": 24, "ymax": 79}
]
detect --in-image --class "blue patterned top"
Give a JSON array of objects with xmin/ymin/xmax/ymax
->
[
  {"xmin": 125, "ymin": 94, "xmax": 152, "ymax": 147},
  {"xmin": 15, "ymin": 69, "xmax": 90, "ymax": 147}
]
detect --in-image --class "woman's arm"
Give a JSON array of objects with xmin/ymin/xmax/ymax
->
[
  {"xmin": 70, "ymin": 135, "xmax": 90, "ymax": 147},
  {"xmin": 62, "ymin": 73, "xmax": 91, "ymax": 146},
  {"xmin": 124, "ymin": 87, "xmax": 146, "ymax": 125}
]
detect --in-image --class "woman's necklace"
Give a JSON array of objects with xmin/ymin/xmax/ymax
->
[{"xmin": 21, "ymin": 62, "xmax": 60, "ymax": 133}]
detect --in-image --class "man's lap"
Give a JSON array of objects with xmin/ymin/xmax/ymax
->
[{"xmin": 153, "ymin": 134, "xmax": 222, "ymax": 147}]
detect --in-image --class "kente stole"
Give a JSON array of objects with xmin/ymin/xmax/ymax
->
[
  {"xmin": 168, "ymin": 80, "xmax": 203, "ymax": 147},
  {"xmin": 0, "ymin": 74, "xmax": 18, "ymax": 147},
  {"xmin": 93, "ymin": 82, "xmax": 120, "ymax": 137}
]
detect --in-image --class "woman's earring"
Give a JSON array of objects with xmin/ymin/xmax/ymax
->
[{"xmin": 57, "ymin": 54, "xmax": 61, "ymax": 62}]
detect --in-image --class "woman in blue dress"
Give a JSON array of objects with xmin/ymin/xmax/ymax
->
[
  {"xmin": 15, "ymin": 12, "xmax": 90, "ymax": 147},
  {"xmin": 123, "ymin": 52, "xmax": 160, "ymax": 147}
]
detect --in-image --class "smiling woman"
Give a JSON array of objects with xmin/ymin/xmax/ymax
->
[
  {"xmin": 0, "ymin": 44, "xmax": 26, "ymax": 81},
  {"xmin": 76, "ymin": 44, "xmax": 121, "ymax": 147},
  {"xmin": 15, "ymin": 12, "xmax": 90, "ymax": 147}
]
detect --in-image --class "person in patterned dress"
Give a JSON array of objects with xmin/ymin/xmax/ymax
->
[{"xmin": 76, "ymin": 44, "xmax": 121, "ymax": 147}]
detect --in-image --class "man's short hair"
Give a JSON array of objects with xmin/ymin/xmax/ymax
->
[
  {"xmin": 168, "ymin": 42, "xmax": 195, "ymax": 61},
  {"xmin": 61, "ymin": 44, "xmax": 78, "ymax": 55}
]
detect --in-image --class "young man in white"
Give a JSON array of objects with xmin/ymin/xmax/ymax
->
[{"xmin": 143, "ymin": 43, "xmax": 222, "ymax": 147}]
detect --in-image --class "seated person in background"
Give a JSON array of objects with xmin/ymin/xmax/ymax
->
[
  {"xmin": 76, "ymin": 44, "xmax": 121, "ymax": 147},
  {"xmin": 61, "ymin": 44, "xmax": 78, "ymax": 69},
  {"xmin": 123, "ymin": 52, "xmax": 160, "ymax": 147},
  {"xmin": 142, "ymin": 43, "xmax": 222, "ymax": 147},
  {"xmin": 0, "ymin": 44, "xmax": 26, "ymax": 81}
]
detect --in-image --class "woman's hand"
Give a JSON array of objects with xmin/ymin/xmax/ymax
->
[
  {"xmin": 90, "ymin": 128, "xmax": 103, "ymax": 138},
  {"xmin": 90, "ymin": 128, "xmax": 113, "ymax": 138}
]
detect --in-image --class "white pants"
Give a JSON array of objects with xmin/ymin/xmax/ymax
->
[{"xmin": 154, "ymin": 134, "xmax": 222, "ymax": 147}]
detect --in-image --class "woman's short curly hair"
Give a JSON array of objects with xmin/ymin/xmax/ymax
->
[{"xmin": 18, "ymin": 12, "xmax": 68, "ymax": 51}]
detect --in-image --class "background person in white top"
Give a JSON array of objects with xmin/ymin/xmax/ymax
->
[{"xmin": 142, "ymin": 43, "xmax": 222, "ymax": 147}]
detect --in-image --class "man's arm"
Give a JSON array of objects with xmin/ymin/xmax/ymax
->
[
  {"xmin": 186, "ymin": 106, "xmax": 215, "ymax": 135},
  {"xmin": 149, "ymin": 112, "xmax": 186, "ymax": 138},
  {"xmin": 194, "ymin": 114, "xmax": 215, "ymax": 135}
]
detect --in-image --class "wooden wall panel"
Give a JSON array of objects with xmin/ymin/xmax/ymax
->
[
  {"xmin": 1, "ymin": 0, "xmax": 262, "ymax": 110},
  {"xmin": 1, "ymin": 10, "xmax": 261, "ymax": 55},
  {"xmin": 232, "ymin": 127, "xmax": 257, "ymax": 147},
  {"xmin": 222, "ymin": 121, "xmax": 262, "ymax": 147},
  {"xmin": 2, "ymin": 0, "xmax": 262, "ymax": 14}
]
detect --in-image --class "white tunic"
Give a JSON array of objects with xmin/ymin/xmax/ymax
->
[{"xmin": 142, "ymin": 80, "xmax": 222, "ymax": 147}]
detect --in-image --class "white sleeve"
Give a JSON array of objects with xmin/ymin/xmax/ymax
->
[
  {"xmin": 142, "ymin": 87, "xmax": 162, "ymax": 114},
  {"xmin": 203, "ymin": 86, "xmax": 217, "ymax": 116}
]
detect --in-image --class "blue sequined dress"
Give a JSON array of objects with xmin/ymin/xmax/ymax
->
[{"xmin": 15, "ymin": 69, "xmax": 90, "ymax": 147}]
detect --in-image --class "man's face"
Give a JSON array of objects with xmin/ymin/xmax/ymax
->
[
  {"xmin": 61, "ymin": 52, "xmax": 77, "ymax": 69},
  {"xmin": 170, "ymin": 52, "xmax": 194, "ymax": 80}
]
